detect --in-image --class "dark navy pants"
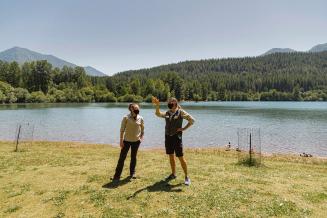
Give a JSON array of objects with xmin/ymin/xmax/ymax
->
[{"xmin": 114, "ymin": 140, "xmax": 140, "ymax": 179}]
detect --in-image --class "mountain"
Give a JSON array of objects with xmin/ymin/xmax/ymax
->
[
  {"xmin": 83, "ymin": 66, "xmax": 107, "ymax": 77},
  {"xmin": 262, "ymin": 43, "xmax": 327, "ymax": 55},
  {"xmin": 0, "ymin": 47, "xmax": 107, "ymax": 76},
  {"xmin": 309, "ymin": 43, "xmax": 327, "ymax": 52},
  {"xmin": 262, "ymin": 48, "xmax": 297, "ymax": 56}
]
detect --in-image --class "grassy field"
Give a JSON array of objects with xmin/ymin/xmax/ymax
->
[{"xmin": 0, "ymin": 141, "xmax": 327, "ymax": 218}]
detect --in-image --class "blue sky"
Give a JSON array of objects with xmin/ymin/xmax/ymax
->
[{"xmin": 0, "ymin": 0, "xmax": 326, "ymax": 75}]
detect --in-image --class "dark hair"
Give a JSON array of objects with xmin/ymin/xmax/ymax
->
[{"xmin": 128, "ymin": 103, "xmax": 139, "ymax": 111}]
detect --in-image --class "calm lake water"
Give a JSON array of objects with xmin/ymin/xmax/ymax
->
[{"xmin": 0, "ymin": 102, "xmax": 327, "ymax": 156}]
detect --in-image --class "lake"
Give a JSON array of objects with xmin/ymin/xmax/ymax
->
[{"xmin": 0, "ymin": 102, "xmax": 327, "ymax": 156}]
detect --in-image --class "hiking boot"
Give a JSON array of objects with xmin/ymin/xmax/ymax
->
[
  {"xmin": 110, "ymin": 177, "xmax": 120, "ymax": 182},
  {"xmin": 165, "ymin": 173, "xmax": 176, "ymax": 181}
]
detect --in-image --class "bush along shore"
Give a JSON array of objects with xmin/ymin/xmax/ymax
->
[{"xmin": 0, "ymin": 141, "xmax": 326, "ymax": 217}]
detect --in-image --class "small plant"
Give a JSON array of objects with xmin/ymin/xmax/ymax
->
[
  {"xmin": 263, "ymin": 198, "xmax": 305, "ymax": 216},
  {"xmin": 52, "ymin": 191, "xmax": 69, "ymax": 206},
  {"xmin": 303, "ymin": 191, "xmax": 327, "ymax": 203},
  {"xmin": 53, "ymin": 211, "xmax": 65, "ymax": 218},
  {"xmin": 238, "ymin": 157, "xmax": 261, "ymax": 167},
  {"xmin": 5, "ymin": 205, "xmax": 21, "ymax": 213}
]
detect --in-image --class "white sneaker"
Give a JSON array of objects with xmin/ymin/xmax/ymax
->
[{"xmin": 184, "ymin": 177, "xmax": 191, "ymax": 186}]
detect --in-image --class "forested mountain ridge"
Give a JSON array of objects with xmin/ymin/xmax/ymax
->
[
  {"xmin": 0, "ymin": 51, "xmax": 327, "ymax": 103},
  {"xmin": 106, "ymin": 51, "xmax": 327, "ymax": 101}
]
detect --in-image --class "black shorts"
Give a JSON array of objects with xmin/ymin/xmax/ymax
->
[{"xmin": 165, "ymin": 134, "xmax": 183, "ymax": 157}]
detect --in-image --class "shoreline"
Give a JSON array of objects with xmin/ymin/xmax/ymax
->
[
  {"xmin": 4, "ymin": 139, "xmax": 327, "ymax": 160},
  {"xmin": 1, "ymin": 100, "xmax": 327, "ymax": 106}
]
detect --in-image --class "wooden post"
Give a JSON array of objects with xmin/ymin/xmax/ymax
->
[
  {"xmin": 249, "ymin": 132, "xmax": 252, "ymax": 165},
  {"xmin": 15, "ymin": 124, "xmax": 21, "ymax": 152}
]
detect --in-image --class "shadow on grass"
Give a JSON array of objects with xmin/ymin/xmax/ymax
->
[
  {"xmin": 102, "ymin": 176, "xmax": 132, "ymax": 189},
  {"xmin": 127, "ymin": 179, "xmax": 183, "ymax": 200}
]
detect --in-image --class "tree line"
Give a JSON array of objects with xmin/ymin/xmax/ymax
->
[{"xmin": 1, "ymin": 51, "xmax": 327, "ymax": 103}]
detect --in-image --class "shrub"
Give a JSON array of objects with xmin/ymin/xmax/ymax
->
[
  {"xmin": 0, "ymin": 81, "xmax": 16, "ymax": 103},
  {"xmin": 0, "ymin": 90, "xmax": 6, "ymax": 103},
  {"xmin": 94, "ymin": 89, "xmax": 116, "ymax": 102},
  {"xmin": 14, "ymin": 88, "xmax": 31, "ymax": 103},
  {"xmin": 118, "ymin": 94, "xmax": 143, "ymax": 103},
  {"xmin": 28, "ymin": 91, "xmax": 48, "ymax": 103}
]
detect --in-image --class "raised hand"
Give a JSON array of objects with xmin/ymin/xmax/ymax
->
[{"xmin": 151, "ymin": 96, "xmax": 160, "ymax": 106}]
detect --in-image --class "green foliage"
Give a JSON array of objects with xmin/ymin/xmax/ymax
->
[
  {"xmin": 0, "ymin": 80, "xmax": 14, "ymax": 94},
  {"xmin": 1, "ymin": 51, "xmax": 327, "ymax": 103},
  {"xmin": 0, "ymin": 81, "xmax": 16, "ymax": 103},
  {"xmin": 48, "ymin": 87, "xmax": 66, "ymax": 103},
  {"xmin": 94, "ymin": 88, "xmax": 117, "ymax": 102},
  {"xmin": 303, "ymin": 192, "xmax": 327, "ymax": 203},
  {"xmin": 109, "ymin": 52, "xmax": 327, "ymax": 101},
  {"xmin": 118, "ymin": 94, "xmax": 143, "ymax": 103},
  {"xmin": 14, "ymin": 88, "xmax": 31, "ymax": 103},
  {"xmin": 28, "ymin": 91, "xmax": 48, "ymax": 103},
  {"xmin": 26, "ymin": 60, "xmax": 52, "ymax": 93},
  {"xmin": 0, "ymin": 90, "xmax": 5, "ymax": 103}
]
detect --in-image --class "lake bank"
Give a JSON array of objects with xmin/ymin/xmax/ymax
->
[
  {"xmin": 1, "ymin": 141, "xmax": 326, "ymax": 217},
  {"xmin": 6, "ymin": 139, "xmax": 327, "ymax": 159},
  {"xmin": 1, "ymin": 102, "xmax": 327, "ymax": 157}
]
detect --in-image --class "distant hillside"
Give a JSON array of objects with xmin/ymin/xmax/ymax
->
[
  {"xmin": 262, "ymin": 42, "xmax": 327, "ymax": 55},
  {"xmin": 83, "ymin": 66, "xmax": 106, "ymax": 77},
  {"xmin": 0, "ymin": 47, "xmax": 107, "ymax": 76},
  {"xmin": 262, "ymin": 48, "xmax": 296, "ymax": 56},
  {"xmin": 309, "ymin": 43, "xmax": 327, "ymax": 52},
  {"xmin": 111, "ymin": 51, "xmax": 327, "ymax": 100},
  {"xmin": 114, "ymin": 51, "xmax": 327, "ymax": 79}
]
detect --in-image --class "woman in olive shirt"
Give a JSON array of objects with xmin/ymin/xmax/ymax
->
[
  {"xmin": 112, "ymin": 103, "xmax": 144, "ymax": 181},
  {"xmin": 152, "ymin": 97, "xmax": 195, "ymax": 186}
]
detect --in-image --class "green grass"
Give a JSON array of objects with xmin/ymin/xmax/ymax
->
[{"xmin": 0, "ymin": 141, "xmax": 326, "ymax": 217}]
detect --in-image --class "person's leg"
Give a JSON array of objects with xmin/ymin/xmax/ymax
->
[
  {"xmin": 113, "ymin": 141, "xmax": 131, "ymax": 179},
  {"xmin": 175, "ymin": 135, "xmax": 188, "ymax": 178},
  {"xmin": 175, "ymin": 137, "xmax": 190, "ymax": 185},
  {"xmin": 169, "ymin": 154, "xmax": 176, "ymax": 175},
  {"xmin": 165, "ymin": 135, "xmax": 176, "ymax": 176},
  {"xmin": 130, "ymin": 141, "xmax": 140, "ymax": 176},
  {"xmin": 178, "ymin": 156, "xmax": 188, "ymax": 177}
]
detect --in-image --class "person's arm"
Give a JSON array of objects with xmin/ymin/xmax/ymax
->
[
  {"xmin": 178, "ymin": 110, "xmax": 195, "ymax": 132},
  {"xmin": 155, "ymin": 105, "xmax": 166, "ymax": 118},
  {"xmin": 140, "ymin": 118, "xmax": 144, "ymax": 141},
  {"xmin": 120, "ymin": 116, "xmax": 127, "ymax": 148},
  {"xmin": 152, "ymin": 96, "xmax": 165, "ymax": 118}
]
